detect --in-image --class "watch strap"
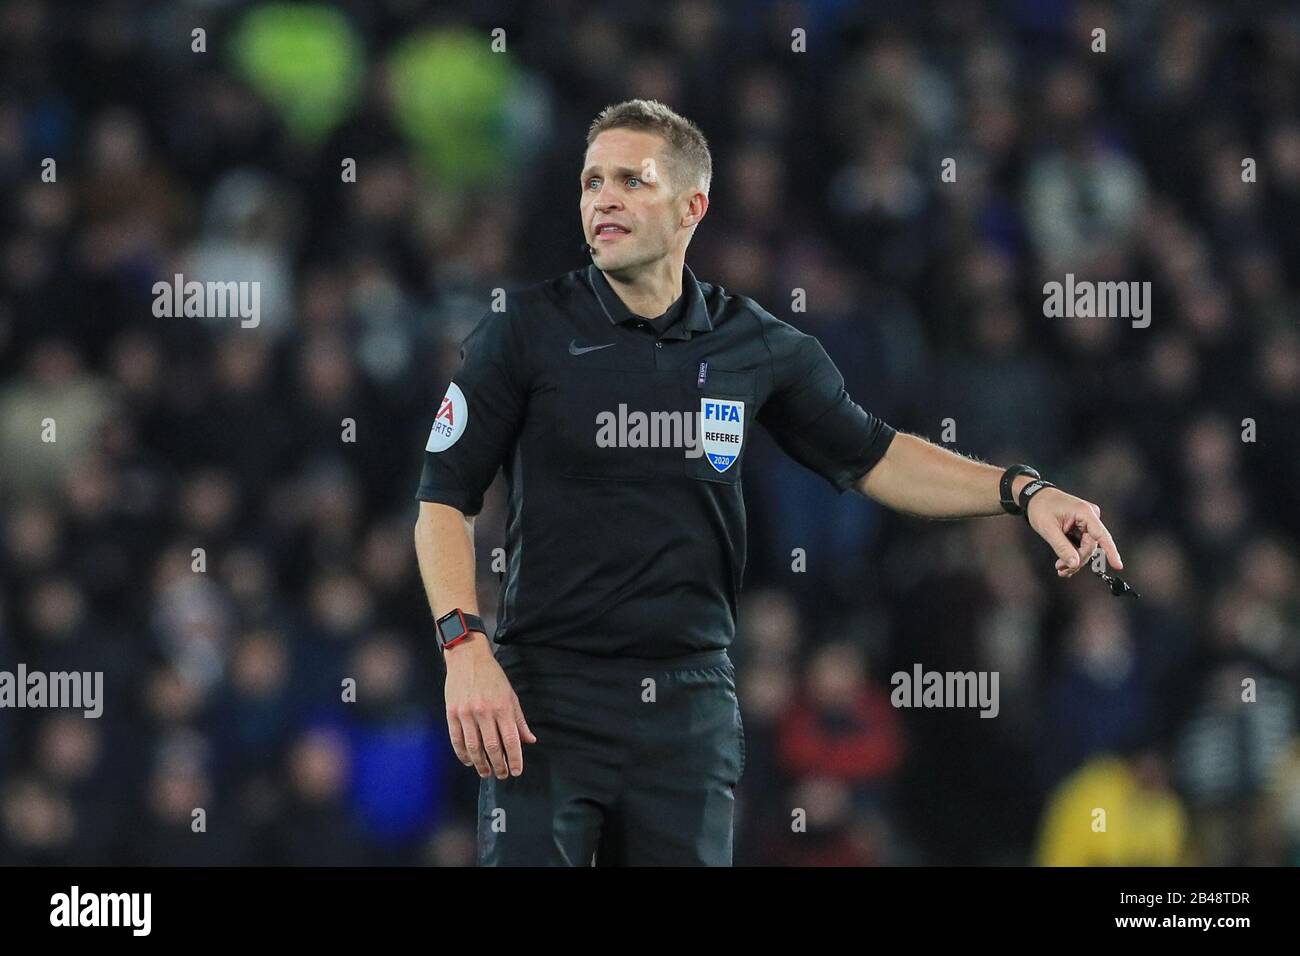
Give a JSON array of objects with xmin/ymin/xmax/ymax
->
[{"xmin": 999, "ymin": 465, "xmax": 1041, "ymax": 516}]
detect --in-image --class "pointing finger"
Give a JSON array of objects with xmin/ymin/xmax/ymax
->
[{"xmin": 1083, "ymin": 515, "xmax": 1123, "ymax": 570}]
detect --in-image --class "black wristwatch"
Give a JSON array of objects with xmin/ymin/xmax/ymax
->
[
  {"xmin": 435, "ymin": 608, "xmax": 486, "ymax": 651},
  {"xmin": 999, "ymin": 465, "xmax": 1041, "ymax": 516}
]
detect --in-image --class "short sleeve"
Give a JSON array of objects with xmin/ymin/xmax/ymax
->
[
  {"xmin": 757, "ymin": 314, "xmax": 897, "ymax": 492},
  {"xmin": 415, "ymin": 308, "xmax": 528, "ymax": 515}
]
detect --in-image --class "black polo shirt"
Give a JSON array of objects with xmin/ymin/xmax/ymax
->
[{"xmin": 416, "ymin": 263, "xmax": 897, "ymax": 657}]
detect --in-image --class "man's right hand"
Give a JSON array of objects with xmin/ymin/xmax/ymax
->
[{"xmin": 444, "ymin": 635, "xmax": 537, "ymax": 779}]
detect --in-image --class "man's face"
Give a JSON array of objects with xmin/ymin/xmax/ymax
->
[{"xmin": 580, "ymin": 129, "xmax": 692, "ymax": 274}]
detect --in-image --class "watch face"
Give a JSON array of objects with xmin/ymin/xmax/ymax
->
[{"xmin": 440, "ymin": 615, "xmax": 467, "ymax": 643}]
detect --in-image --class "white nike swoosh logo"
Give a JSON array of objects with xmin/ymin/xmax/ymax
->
[{"xmin": 569, "ymin": 340, "xmax": 616, "ymax": 355}]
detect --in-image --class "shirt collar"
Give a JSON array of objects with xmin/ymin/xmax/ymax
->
[{"xmin": 586, "ymin": 263, "xmax": 713, "ymax": 341}]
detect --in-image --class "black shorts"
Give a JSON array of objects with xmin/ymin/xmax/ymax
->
[{"xmin": 477, "ymin": 642, "xmax": 746, "ymax": 866}]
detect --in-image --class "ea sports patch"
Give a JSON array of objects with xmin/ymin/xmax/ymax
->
[
  {"xmin": 700, "ymin": 398, "xmax": 744, "ymax": 473},
  {"xmin": 426, "ymin": 382, "xmax": 467, "ymax": 452}
]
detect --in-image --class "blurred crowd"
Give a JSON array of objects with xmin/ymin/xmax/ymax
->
[{"xmin": 1, "ymin": 0, "xmax": 1298, "ymax": 865}]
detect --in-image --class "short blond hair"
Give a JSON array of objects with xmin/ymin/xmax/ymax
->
[{"xmin": 586, "ymin": 99, "xmax": 712, "ymax": 196}]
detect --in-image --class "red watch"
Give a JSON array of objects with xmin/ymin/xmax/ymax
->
[{"xmin": 435, "ymin": 608, "xmax": 486, "ymax": 650}]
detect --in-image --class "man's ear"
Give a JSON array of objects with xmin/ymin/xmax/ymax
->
[{"xmin": 682, "ymin": 190, "xmax": 709, "ymax": 229}]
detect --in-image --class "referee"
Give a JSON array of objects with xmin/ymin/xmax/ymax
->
[{"xmin": 413, "ymin": 99, "xmax": 1123, "ymax": 866}]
